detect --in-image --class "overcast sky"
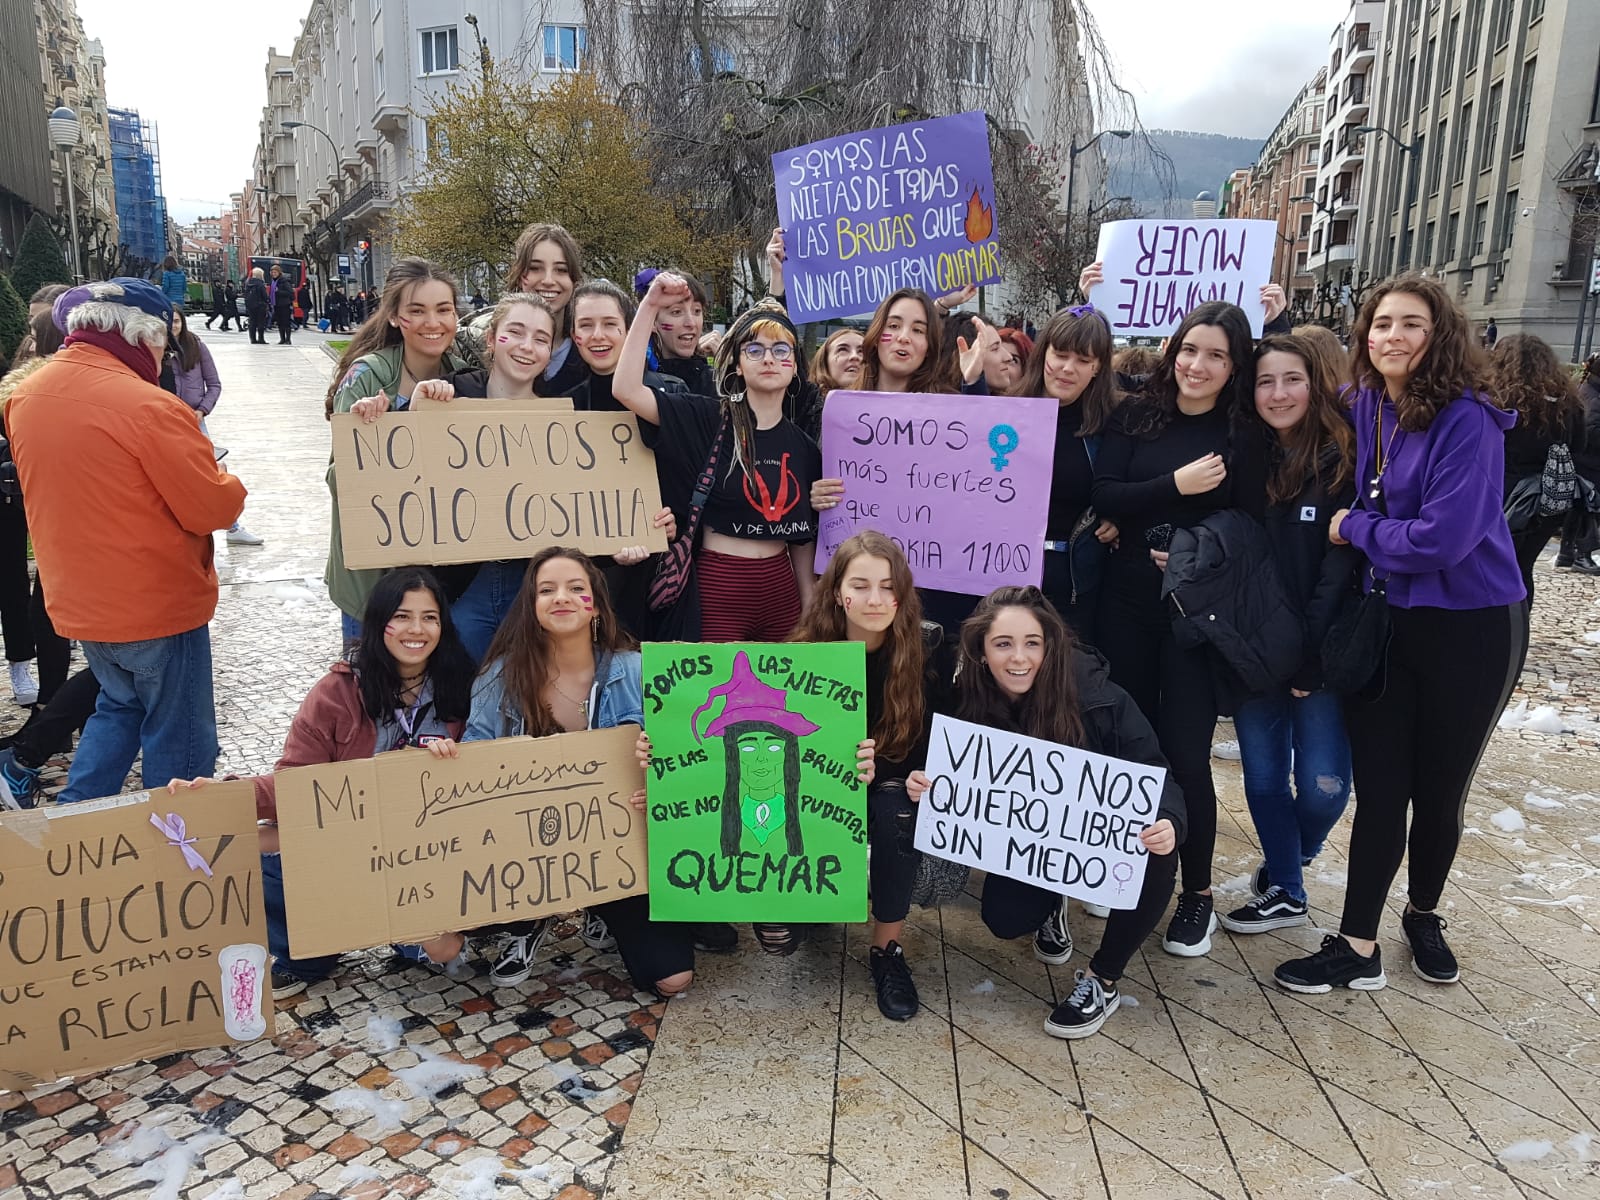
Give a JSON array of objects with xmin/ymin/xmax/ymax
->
[{"xmin": 77, "ymin": 0, "xmax": 1347, "ymax": 226}]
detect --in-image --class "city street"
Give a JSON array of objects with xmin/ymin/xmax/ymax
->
[{"xmin": 2, "ymin": 326, "xmax": 1600, "ymax": 1198}]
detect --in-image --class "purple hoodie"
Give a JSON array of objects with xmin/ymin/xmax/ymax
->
[{"xmin": 1341, "ymin": 387, "xmax": 1524, "ymax": 610}]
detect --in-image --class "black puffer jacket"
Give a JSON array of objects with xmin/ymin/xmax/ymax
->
[
  {"xmin": 1072, "ymin": 646, "xmax": 1189, "ymax": 845},
  {"xmin": 1161, "ymin": 508, "xmax": 1302, "ymax": 699}
]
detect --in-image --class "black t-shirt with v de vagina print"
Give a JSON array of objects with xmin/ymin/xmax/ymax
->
[{"xmin": 641, "ymin": 391, "xmax": 822, "ymax": 543}]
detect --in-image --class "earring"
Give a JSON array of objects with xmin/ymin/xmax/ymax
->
[{"xmin": 591, "ymin": 614, "xmax": 600, "ymax": 642}]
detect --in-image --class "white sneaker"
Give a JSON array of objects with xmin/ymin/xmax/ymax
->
[
  {"xmin": 226, "ymin": 524, "xmax": 265, "ymax": 545},
  {"xmin": 1211, "ymin": 740, "xmax": 1241, "ymax": 761},
  {"xmin": 1082, "ymin": 902, "xmax": 1111, "ymax": 919},
  {"xmin": 9, "ymin": 662, "xmax": 37, "ymax": 706}
]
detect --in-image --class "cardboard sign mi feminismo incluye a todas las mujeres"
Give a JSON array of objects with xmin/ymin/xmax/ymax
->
[
  {"xmin": 273, "ymin": 728, "xmax": 648, "ymax": 959},
  {"xmin": 0, "ymin": 781, "xmax": 268, "ymax": 1092},
  {"xmin": 641, "ymin": 643, "xmax": 868, "ymax": 923},
  {"xmin": 914, "ymin": 716, "xmax": 1165, "ymax": 910},
  {"xmin": 331, "ymin": 407, "xmax": 669, "ymax": 570}
]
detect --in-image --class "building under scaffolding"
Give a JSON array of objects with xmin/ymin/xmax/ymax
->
[{"xmin": 108, "ymin": 106, "xmax": 167, "ymax": 267}]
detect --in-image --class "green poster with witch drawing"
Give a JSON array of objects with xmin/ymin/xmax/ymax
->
[{"xmin": 641, "ymin": 642, "xmax": 868, "ymax": 923}]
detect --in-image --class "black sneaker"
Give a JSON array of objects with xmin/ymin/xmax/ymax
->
[
  {"xmin": 869, "ymin": 941, "xmax": 919, "ymax": 1021},
  {"xmin": 1274, "ymin": 934, "xmax": 1387, "ymax": 993},
  {"xmin": 689, "ymin": 922, "xmax": 739, "ymax": 953},
  {"xmin": 577, "ymin": 910, "xmax": 616, "ymax": 952},
  {"xmin": 1045, "ymin": 971, "xmax": 1120, "ymax": 1040},
  {"xmin": 1162, "ymin": 892, "xmax": 1217, "ymax": 957},
  {"xmin": 1401, "ymin": 910, "xmax": 1460, "ymax": 983},
  {"xmin": 271, "ymin": 971, "xmax": 309, "ymax": 1000},
  {"xmin": 490, "ymin": 918, "xmax": 552, "ymax": 987},
  {"xmin": 1033, "ymin": 898, "xmax": 1072, "ymax": 964},
  {"xmin": 1219, "ymin": 887, "xmax": 1310, "ymax": 934},
  {"xmin": 1250, "ymin": 861, "xmax": 1270, "ymax": 898}
]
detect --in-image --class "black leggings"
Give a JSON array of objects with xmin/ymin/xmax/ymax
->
[
  {"xmin": 1341, "ymin": 603, "xmax": 1523, "ymax": 941},
  {"xmin": 1510, "ymin": 514, "xmax": 1564, "ymax": 606},
  {"xmin": 868, "ymin": 782, "xmax": 918, "ymax": 925},
  {"xmin": 592, "ymin": 895, "xmax": 695, "ymax": 991},
  {"xmin": 30, "ymin": 575, "xmax": 71, "ymax": 703},
  {"xmin": 980, "ymin": 852, "xmax": 1178, "ymax": 982},
  {"xmin": 0, "ymin": 501, "xmax": 34, "ymax": 664},
  {"xmin": 10, "ymin": 668, "xmax": 98, "ymax": 768},
  {"xmin": 1098, "ymin": 556, "xmax": 1217, "ymax": 893}
]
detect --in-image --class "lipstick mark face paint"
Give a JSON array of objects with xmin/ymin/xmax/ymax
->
[
  {"xmin": 384, "ymin": 622, "xmax": 399, "ymax": 637},
  {"xmin": 580, "ymin": 595, "xmax": 593, "ymax": 609},
  {"xmin": 880, "ymin": 332, "xmax": 894, "ymax": 343},
  {"xmin": 496, "ymin": 334, "xmax": 511, "ymax": 344},
  {"xmin": 842, "ymin": 596, "xmax": 853, "ymax": 609}
]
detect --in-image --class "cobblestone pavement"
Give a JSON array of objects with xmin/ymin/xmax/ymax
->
[{"xmin": 3, "ymin": 327, "xmax": 1600, "ymax": 1199}]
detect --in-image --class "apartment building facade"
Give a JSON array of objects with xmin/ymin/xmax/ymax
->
[{"xmin": 1235, "ymin": 69, "xmax": 1327, "ymax": 316}]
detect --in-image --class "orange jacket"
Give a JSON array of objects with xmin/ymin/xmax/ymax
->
[{"xmin": 7, "ymin": 341, "xmax": 247, "ymax": 641}]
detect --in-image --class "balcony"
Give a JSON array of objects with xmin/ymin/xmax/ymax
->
[
  {"xmin": 1326, "ymin": 243, "xmax": 1356, "ymax": 265},
  {"xmin": 1342, "ymin": 82, "xmax": 1369, "ymax": 122},
  {"xmin": 1348, "ymin": 28, "xmax": 1375, "ymax": 70},
  {"xmin": 1333, "ymin": 191, "xmax": 1358, "ymax": 217},
  {"xmin": 373, "ymin": 104, "xmax": 407, "ymax": 137},
  {"xmin": 1335, "ymin": 136, "xmax": 1365, "ymax": 173},
  {"xmin": 328, "ymin": 179, "xmax": 395, "ymax": 224}
]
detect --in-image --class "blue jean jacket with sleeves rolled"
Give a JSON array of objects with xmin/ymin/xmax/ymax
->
[{"xmin": 464, "ymin": 649, "xmax": 645, "ymax": 740}]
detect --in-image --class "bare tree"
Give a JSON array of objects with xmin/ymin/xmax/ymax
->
[{"xmin": 582, "ymin": 0, "xmax": 1174, "ymax": 313}]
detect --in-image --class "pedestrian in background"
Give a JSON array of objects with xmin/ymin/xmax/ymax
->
[
  {"xmin": 269, "ymin": 265, "xmax": 295, "ymax": 345},
  {"xmin": 245, "ymin": 268, "xmax": 270, "ymax": 344},
  {"xmin": 159, "ymin": 254, "xmax": 187, "ymax": 309}
]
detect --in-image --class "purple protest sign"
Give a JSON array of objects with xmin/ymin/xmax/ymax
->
[
  {"xmin": 817, "ymin": 391, "xmax": 1055, "ymax": 595},
  {"xmin": 772, "ymin": 111, "xmax": 1002, "ymax": 324}
]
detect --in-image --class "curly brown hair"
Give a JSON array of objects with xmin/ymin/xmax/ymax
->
[
  {"xmin": 1488, "ymin": 334, "xmax": 1582, "ymax": 439},
  {"xmin": 1347, "ymin": 275, "xmax": 1490, "ymax": 431},
  {"xmin": 790, "ymin": 531, "xmax": 926, "ymax": 763}
]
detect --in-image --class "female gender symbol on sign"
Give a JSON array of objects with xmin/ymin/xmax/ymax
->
[
  {"xmin": 1112, "ymin": 861, "xmax": 1134, "ymax": 895},
  {"xmin": 988, "ymin": 423, "xmax": 1019, "ymax": 470}
]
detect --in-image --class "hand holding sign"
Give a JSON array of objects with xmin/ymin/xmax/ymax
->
[
  {"xmin": 351, "ymin": 388, "xmax": 392, "ymax": 423},
  {"xmin": 1090, "ymin": 219, "xmax": 1277, "ymax": 337}
]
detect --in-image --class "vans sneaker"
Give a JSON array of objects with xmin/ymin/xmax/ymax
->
[
  {"xmin": 578, "ymin": 910, "xmax": 616, "ymax": 952},
  {"xmin": 271, "ymin": 971, "xmax": 309, "ymax": 1000},
  {"xmin": 1045, "ymin": 971, "xmax": 1119, "ymax": 1040},
  {"xmin": 1274, "ymin": 934, "xmax": 1386, "ymax": 993},
  {"xmin": 1033, "ymin": 897, "xmax": 1073, "ymax": 964},
  {"xmin": 1162, "ymin": 892, "xmax": 1217, "ymax": 957},
  {"xmin": 1250, "ymin": 860, "xmax": 1270, "ymax": 898},
  {"xmin": 1401, "ymin": 910, "xmax": 1460, "ymax": 983},
  {"xmin": 1219, "ymin": 887, "xmax": 1310, "ymax": 933},
  {"xmin": 490, "ymin": 919, "xmax": 552, "ymax": 987}
]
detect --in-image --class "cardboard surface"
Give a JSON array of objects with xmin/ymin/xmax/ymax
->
[
  {"xmin": 772, "ymin": 110, "xmax": 1002, "ymax": 322},
  {"xmin": 274, "ymin": 728, "xmax": 648, "ymax": 959},
  {"xmin": 641, "ymin": 643, "xmax": 868, "ymax": 923},
  {"xmin": 816, "ymin": 391, "xmax": 1055, "ymax": 593},
  {"xmin": 1090, "ymin": 218, "xmax": 1277, "ymax": 337},
  {"xmin": 332, "ymin": 408, "xmax": 668, "ymax": 569},
  {"xmin": 0, "ymin": 781, "xmax": 269, "ymax": 1092},
  {"xmin": 914, "ymin": 715, "xmax": 1165, "ymax": 909}
]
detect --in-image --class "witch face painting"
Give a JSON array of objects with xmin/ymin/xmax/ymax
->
[{"xmin": 691, "ymin": 651, "xmax": 818, "ymax": 859}]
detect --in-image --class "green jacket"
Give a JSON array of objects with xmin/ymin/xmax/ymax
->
[{"xmin": 324, "ymin": 345, "xmax": 470, "ymax": 617}]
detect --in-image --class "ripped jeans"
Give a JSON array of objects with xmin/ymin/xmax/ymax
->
[
  {"xmin": 1233, "ymin": 688, "xmax": 1351, "ymax": 904},
  {"xmin": 869, "ymin": 781, "xmax": 920, "ymax": 924}
]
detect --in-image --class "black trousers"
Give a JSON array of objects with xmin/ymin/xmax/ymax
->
[
  {"xmin": 29, "ymin": 575, "xmax": 69, "ymax": 702},
  {"xmin": 248, "ymin": 312, "xmax": 267, "ymax": 342},
  {"xmin": 592, "ymin": 894, "xmax": 695, "ymax": 990},
  {"xmin": 980, "ymin": 851, "xmax": 1178, "ymax": 982},
  {"xmin": 1509, "ymin": 514, "xmax": 1564, "ymax": 606},
  {"xmin": 1041, "ymin": 547, "xmax": 1100, "ymax": 648},
  {"xmin": 0, "ymin": 501, "xmax": 33, "ymax": 664},
  {"xmin": 275, "ymin": 311, "xmax": 293, "ymax": 343},
  {"xmin": 1340, "ymin": 603, "xmax": 1523, "ymax": 940},
  {"xmin": 9, "ymin": 668, "xmax": 98, "ymax": 769},
  {"xmin": 868, "ymin": 781, "xmax": 919, "ymax": 925},
  {"xmin": 1098, "ymin": 556, "xmax": 1217, "ymax": 893}
]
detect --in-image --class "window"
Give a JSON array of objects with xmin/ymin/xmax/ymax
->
[
  {"xmin": 1491, "ymin": 0, "xmax": 1513, "ymax": 47},
  {"xmin": 1296, "ymin": 251, "xmax": 1308, "ymax": 274},
  {"xmin": 1428, "ymin": 117, "xmax": 1447, "ymax": 191},
  {"xmin": 1454, "ymin": 101, "xmax": 1472, "ymax": 181},
  {"xmin": 1530, "ymin": 0, "xmax": 1544, "ymax": 18},
  {"xmin": 420, "ymin": 27, "xmax": 458, "ymax": 75},
  {"xmin": 689, "ymin": 41, "xmax": 736, "ymax": 75},
  {"xmin": 1408, "ymin": 135, "xmax": 1424, "ymax": 204},
  {"xmin": 1299, "ymin": 213, "xmax": 1312, "ymax": 236},
  {"xmin": 1480, "ymin": 81, "xmax": 1501, "ymax": 171},
  {"xmin": 1593, "ymin": 47, "xmax": 1600, "ymax": 124},
  {"xmin": 374, "ymin": 49, "xmax": 384, "ymax": 97},
  {"xmin": 426, "ymin": 120, "xmax": 451, "ymax": 160},
  {"xmin": 1501, "ymin": 189, "xmax": 1518, "ymax": 248},
  {"xmin": 1512, "ymin": 59, "xmax": 1535, "ymax": 152},
  {"xmin": 1441, "ymin": 14, "xmax": 1459, "ymax": 88},
  {"xmin": 1445, "ymin": 210, "xmax": 1460, "ymax": 258},
  {"xmin": 953, "ymin": 39, "xmax": 992, "ymax": 87},
  {"xmin": 1401, "ymin": 228, "xmax": 1414, "ymax": 269},
  {"xmin": 542, "ymin": 23, "xmax": 588, "ymax": 72},
  {"xmin": 1421, "ymin": 37, "xmax": 1436, "ymax": 102},
  {"xmin": 1472, "ymin": 200, "xmax": 1489, "ymax": 255},
  {"xmin": 1399, "ymin": 53, "xmax": 1416, "ymax": 113},
  {"xmin": 1463, "ymin": 0, "xmax": 1483, "ymax": 54},
  {"xmin": 1422, "ymin": 220, "xmax": 1436, "ymax": 264}
]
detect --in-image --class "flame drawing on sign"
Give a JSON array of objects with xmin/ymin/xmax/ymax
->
[{"xmin": 964, "ymin": 187, "xmax": 994, "ymax": 243}]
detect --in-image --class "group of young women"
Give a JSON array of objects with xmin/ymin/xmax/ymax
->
[{"xmin": 168, "ymin": 215, "xmax": 1554, "ymax": 1046}]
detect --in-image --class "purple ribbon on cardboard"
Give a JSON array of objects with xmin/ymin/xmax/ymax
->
[{"xmin": 150, "ymin": 811, "xmax": 213, "ymax": 877}]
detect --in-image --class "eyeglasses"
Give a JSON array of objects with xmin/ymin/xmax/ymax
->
[{"xmin": 741, "ymin": 342, "xmax": 795, "ymax": 362}]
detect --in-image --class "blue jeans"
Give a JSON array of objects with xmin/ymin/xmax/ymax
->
[
  {"xmin": 341, "ymin": 611, "xmax": 361, "ymax": 645},
  {"xmin": 451, "ymin": 560, "xmax": 528, "ymax": 664},
  {"xmin": 60, "ymin": 626, "xmax": 218, "ymax": 802},
  {"xmin": 262, "ymin": 852, "xmax": 342, "ymax": 981},
  {"xmin": 1233, "ymin": 688, "xmax": 1351, "ymax": 903}
]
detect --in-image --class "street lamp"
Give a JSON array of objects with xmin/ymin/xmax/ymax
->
[
  {"xmin": 1064, "ymin": 129, "xmax": 1133, "ymax": 293},
  {"xmin": 48, "ymin": 106, "xmax": 83, "ymax": 281},
  {"xmin": 1355, "ymin": 124, "xmax": 1423, "ymax": 268},
  {"xmin": 1087, "ymin": 195, "xmax": 1134, "ymax": 220},
  {"xmin": 283, "ymin": 120, "xmax": 345, "ymax": 271},
  {"xmin": 1291, "ymin": 193, "xmax": 1341, "ymax": 222}
]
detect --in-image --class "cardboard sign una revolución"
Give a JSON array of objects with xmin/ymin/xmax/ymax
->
[
  {"xmin": 0, "ymin": 781, "xmax": 268, "ymax": 1092},
  {"xmin": 914, "ymin": 716, "xmax": 1166, "ymax": 910},
  {"xmin": 274, "ymin": 727, "xmax": 647, "ymax": 959},
  {"xmin": 641, "ymin": 643, "xmax": 867, "ymax": 923},
  {"xmin": 332, "ymin": 407, "xmax": 668, "ymax": 569},
  {"xmin": 773, "ymin": 110, "xmax": 1003, "ymax": 323},
  {"xmin": 817, "ymin": 391, "xmax": 1055, "ymax": 594},
  {"xmin": 1090, "ymin": 218, "xmax": 1277, "ymax": 337}
]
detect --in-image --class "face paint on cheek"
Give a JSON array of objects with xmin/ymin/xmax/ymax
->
[
  {"xmin": 842, "ymin": 596, "xmax": 852, "ymax": 609},
  {"xmin": 880, "ymin": 332, "xmax": 894, "ymax": 344},
  {"xmin": 580, "ymin": 595, "xmax": 593, "ymax": 610},
  {"xmin": 384, "ymin": 623, "xmax": 399, "ymax": 637},
  {"xmin": 496, "ymin": 335, "xmax": 511, "ymax": 344}
]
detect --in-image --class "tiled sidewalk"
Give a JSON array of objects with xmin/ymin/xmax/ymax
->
[{"xmin": 4, "ymin": 327, "xmax": 1600, "ymax": 1199}]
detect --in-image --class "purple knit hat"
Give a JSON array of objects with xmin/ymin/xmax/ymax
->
[{"xmin": 690, "ymin": 651, "xmax": 820, "ymax": 742}]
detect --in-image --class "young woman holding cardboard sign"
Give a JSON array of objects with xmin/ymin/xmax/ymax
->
[
  {"xmin": 168, "ymin": 567, "xmax": 477, "ymax": 1000},
  {"xmin": 789, "ymin": 530, "xmax": 952, "ymax": 1017},
  {"xmin": 905, "ymin": 587, "xmax": 1182, "ymax": 1040}
]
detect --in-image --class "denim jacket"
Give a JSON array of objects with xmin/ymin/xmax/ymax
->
[{"xmin": 464, "ymin": 649, "xmax": 645, "ymax": 741}]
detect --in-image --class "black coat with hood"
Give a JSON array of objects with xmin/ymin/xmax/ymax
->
[{"xmin": 1070, "ymin": 647, "xmax": 1189, "ymax": 845}]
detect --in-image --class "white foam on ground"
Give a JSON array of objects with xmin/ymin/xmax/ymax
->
[
  {"xmin": 1490, "ymin": 808, "xmax": 1527, "ymax": 833},
  {"xmin": 1524, "ymin": 706, "xmax": 1569, "ymax": 733},
  {"xmin": 394, "ymin": 1048, "xmax": 486, "ymax": 1100},
  {"xmin": 1583, "ymin": 631, "xmax": 1600, "ymax": 644},
  {"xmin": 1570, "ymin": 1132, "xmax": 1594, "ymax": 1160},
  {"xmin": 337, "ymin": 1163, "xmax": 386, "ymax": 1187},
  {"xmin": 101, "ymin": 1123, "xmax": 227, "ymax": 1200},
  {"xmin": 1498, "ymin": 1139, "xmax": 1554, "ymax": 1162},
  {"xmin": 970, "ymin": 979, "xmax": 996, "ymax": 995},
  {"xmin": 366, "ymin": 1012, "xmax": 404, "ymax": 1051},
  {"xmin": 272, "ymin": 583, "xmax": 319, "ymax": 605},
  {"xmin": 320, "ymin": 1087, "xmax": 410, "ymax": 1130},
  {"xmin": 1119, "ymin": 993, "xmax": 1140, "ymax": 1008},
  {"xmin": 1524, "ymin": 793, "xmax": 1565, "ymax": 810},
  {"xmin": 437, "ymin": 1155, "xmax": 558, "ymax": 1199}
]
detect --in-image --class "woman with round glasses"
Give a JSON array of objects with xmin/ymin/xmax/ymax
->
[{"xmin": 614, "ymin": 274, "xmax": 823, "ymax": 641}]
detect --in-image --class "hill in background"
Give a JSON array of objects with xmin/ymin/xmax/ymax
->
[{"xmin": 1108, "ymin": 130, "xmax": 1265, "ymax": 217}]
